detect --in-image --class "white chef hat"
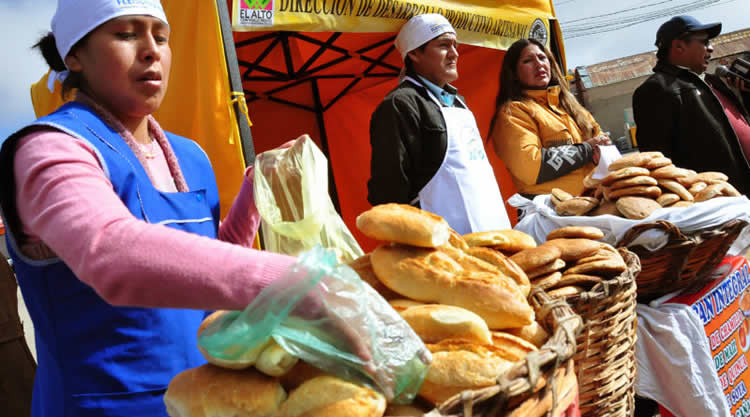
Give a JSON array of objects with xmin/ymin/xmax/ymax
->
[
  {"xmin": 394, "ymin": 14, "xmax": 455, "ymax": 60},
  {"xmin": 51, "ymin": 0, "xmax": 169, "ymax": 65}
]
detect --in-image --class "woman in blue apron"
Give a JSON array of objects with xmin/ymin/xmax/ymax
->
[{"xmin": 0, "ymin": 1, "xmax": 375, "ymax": 416}]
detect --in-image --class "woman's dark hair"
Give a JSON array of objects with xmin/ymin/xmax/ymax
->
[
  {"xmin": 34, "ymin": 32, "xmax": 86, "ymax": 99},
  {"xmin": 488, "ymin": 38, "xmax": 596, "ymax": 140}
]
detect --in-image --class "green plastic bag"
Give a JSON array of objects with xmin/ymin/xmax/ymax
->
[
  {"xmin": 254, "ymin": 135, "xmax": 363, "ymax": 263},
  {"xmin": 197, "ymin": 246, "xmax": 431, "ymax": 403}
]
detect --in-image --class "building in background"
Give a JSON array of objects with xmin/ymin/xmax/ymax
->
[{"xmin": 572, "ymin": 28, "xmax": 750, "ymax": 151}]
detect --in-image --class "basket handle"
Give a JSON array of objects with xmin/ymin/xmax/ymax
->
[{"xmin": 616, "ymin": 220, "xmax": 688, "ymax": 248}]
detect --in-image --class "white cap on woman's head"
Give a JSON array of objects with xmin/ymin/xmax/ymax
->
[
  {"xmin": 394, "ymin": 14, "xmax": 455, "ymax": 60},
  {"xmin": 52, "ymin": 0, "xmax": 168, "ymax": 64}
]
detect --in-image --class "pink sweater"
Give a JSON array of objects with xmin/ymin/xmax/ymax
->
[{"xmin": 13, "ymin": 129, "xmax": 297, "ymax": 311}]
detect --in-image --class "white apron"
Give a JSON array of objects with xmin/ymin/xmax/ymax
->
[{"xmin": 407, "ymin": 77, "xmax": 511, "ymax": 235}]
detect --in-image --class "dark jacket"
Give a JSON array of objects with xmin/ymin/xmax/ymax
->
[
  {"xmin": 367, "ymin": 74, "xmax": 465, "ymax": 206},
  {"xmin": 633, "ymin": 61, "xmax": 750, "ymax": 194}
]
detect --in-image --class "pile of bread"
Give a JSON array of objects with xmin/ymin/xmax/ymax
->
[
  {"xmin": 551, "ymin": 151, "xmax": 741, "ymax": 219},
  {"xmin": 165, "ymin": 203, "xmax": 607, "ymax": 417},
  {"xmin": 499, "ymin": 226, "xmax": 627, "ymax": 299}
]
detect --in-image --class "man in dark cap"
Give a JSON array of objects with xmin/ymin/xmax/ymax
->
[{"xmin": 633, "ymin": 15, "xmax": 750, "ymax": 194}]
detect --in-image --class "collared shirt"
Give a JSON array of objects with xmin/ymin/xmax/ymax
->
[{"xmin": 417, "ymin": 75, "xmax": 457, "ymax": 107}]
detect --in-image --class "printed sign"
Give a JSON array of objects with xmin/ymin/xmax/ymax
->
[
  {"xmin": 668, "ymin": 256, "xmax": 750, "ymax": 417},
  {"xmin": 237, "ymin": 0, "xmax": 275, "ymax": 26},
  {"xmin": 231, "ymin": 0, "xmax": 553, "ymax": 51}
]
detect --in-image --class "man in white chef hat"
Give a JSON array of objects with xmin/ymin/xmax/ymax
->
[{"xmin": 367, "ymin": 14, "xmax": 510, "ymax": 235}]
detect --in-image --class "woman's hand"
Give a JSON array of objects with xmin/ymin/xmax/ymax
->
[{"xmin": 585, "ymin": 134, "xmax": 611, "ymax": 164}]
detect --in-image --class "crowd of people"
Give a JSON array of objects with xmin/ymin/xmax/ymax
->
[{"xmin": 1, "ymin": 1, "xmax": 749, "ymax": 416}]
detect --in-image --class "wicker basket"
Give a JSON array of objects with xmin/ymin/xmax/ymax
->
[
  {"xmin": 616, "ymin": 219, "xmax": 748, "ymax": 302},
  {"xmin": 562, "ymin": 248, "xmax": 640, "ymax": 417},
  {"xmin": 422, "ymin": 286, "xmax": 584, "ymax": 417}
]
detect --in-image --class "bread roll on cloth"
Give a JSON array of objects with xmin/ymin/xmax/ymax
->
[
  {"xmin": 164, "ymin": 364, "xmax": 286, "ymax": 417},
  {"xmin": 276, "ymin": 376, "xmax": 386, "ymax": 417},
  {"xmin": 371, "ymin": 244, "xmax": 534, "ymax": 329}
]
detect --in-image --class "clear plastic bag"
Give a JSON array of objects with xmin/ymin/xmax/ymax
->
[
  {"xmin": 253, "ymin": 135, "xmax": 363, "ymax": 262},
  {"xmin": 197, "ymin": 246, "xmax": 430, "ymax": 403}
]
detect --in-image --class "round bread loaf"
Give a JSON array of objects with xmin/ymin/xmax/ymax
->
[
  {"xmin": 642, "ymin": 156, "xmax": 672, "ymax": 170},
  {"xmin": 371, "ymin": 245, "xmax": 534, "ymax": 329},
  {"xmin": 602, "ymin": 167, "xmax": 651, "ymax": 185},
  {"xmin": 607, "ymin": 185, "xmax": 662, "ymax": 200},
  {"xmin": 650, "ymin": 165, "xmax": 690, "ymax": 179},
  {"xmin": 546, "ymin": 226, "xmax": 604, "ymax": 240},
  {"xmin": 356, "ymin": 203, "xmax": 450, "ymax": 248},
  {"xmin": 547, "ymin": 286, "xmax": 585, "ymax": 298},
  {"xmin": 555, "ymin": 197, "xmax": 599, "ymax": 216},
  {"xmin": 721, "ymin": 181, "xmax": 742, "ymax": 197},
  {"xmin": 695, "ymin": 171, "xmax": 729, "ymax": 183},
  {"xmin": 400, "ymin": 304, "xmax": 493, "ymax": 345},
  {"xmin": 164, "ymin": 364, "xmax": 286, "ymax": 417},
  {"xmin": 532, "ymin": 271, "xmax": 563, "ymax": 290},
  {"xmin": 462, "ymin": 229, "xmax": 537, "ymax": 253},
  {"xmin": 551, "ymin": 188, "xmax": 574, "ymax": 202},
  {"xmin": 615, "ymin": 196, "xmax": 662, "ymax": 220},
  {"xmin": 197, "ymin": 311, "xmax": 271, "ymax": 370},
  {"xmin": 510, "ymin": 245, "xmax": 562, "ymax": 272},
  {"xmin": 688, "ymin": 181, "xmax": 708, "ymax": 195},
  {"xmin": 541, "ymin": 239, "xmax": 602, "ymax": 262},
  {"xmin": 671, "ymin": 201, "xmax": 695, "ymax": 208},
  {"xmin": 277, "ymin": 376, "xmax": 386, "ymax": 417},
  {"xmin": 588, "ymin": 200, "xmax": 619, "ymax": 216},
  {"xmin": 657, "ymin": 193, "xmax": 680, "ymax": 207},
  {"xmin": 279, "ymin": 361, "xmax": 328, "ymax": 392},
  {"xmin": 657, "ymin": 179, "xmax": 694, "ymax": 201},
  {"xmin": 527, "ymin": 259, "xmax": 566, "ymax": 279},
  {"xmin": 608, "ymin": 175, "xmax": 658, "ymax": 190},
  {"xmin": 608, "ymin": 153, "xmax": 652, "ymax": 171},
  {"xmin": 695, "ymin": 183, "xmax": 726, "ymax": 202},
  {"xmin": 419, "ymin": 341, "xmax": 515, "ymax": 405}
]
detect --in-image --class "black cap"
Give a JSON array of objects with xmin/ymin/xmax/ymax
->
[{"xmin": 655, "ymin": 15, "xmax": 721, "ymax": 48}]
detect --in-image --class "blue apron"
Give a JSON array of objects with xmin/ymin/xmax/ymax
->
[{"xmin": 0, "ymin": 102, "xmax": 220, "ymax": 417}]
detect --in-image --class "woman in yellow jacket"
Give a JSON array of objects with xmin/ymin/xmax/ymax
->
[{"xmin": 489, "ymin": 38, "xmax": 611, "ymax": 197}]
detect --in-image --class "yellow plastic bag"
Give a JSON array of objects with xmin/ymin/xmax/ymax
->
[{"xmin": 254, "ymin": 135, "xmax": 363, "ymax": 262}]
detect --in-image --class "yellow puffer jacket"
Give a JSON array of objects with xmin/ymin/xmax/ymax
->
[{"xmin": 490, "ymin": 86, "xmax": 600, "ymax": 196}]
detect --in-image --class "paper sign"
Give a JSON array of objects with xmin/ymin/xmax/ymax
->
[
  {"xmin": 668, "ymin": 257, "xmax": 750, "ymax": 417},
  {"xmin": 591, "ymin": 145, "xmax": 622, "ymax": 179}
]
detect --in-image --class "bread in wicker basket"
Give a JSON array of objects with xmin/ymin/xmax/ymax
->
[{"xmin": 616, "ymin": 219, "xmax": 747, "ymax": 302}]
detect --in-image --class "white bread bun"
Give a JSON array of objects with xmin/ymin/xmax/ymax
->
[
  {"xmin": 255, "ymin": 340, "xmax": 299, "ymax": 377},
  {"xmin": 277, "ymin": 376, "xmax": 386, "ymax": 417},
  {"xmin": 164, "ymin": 364, "xmax": 286, "ymax": 417},
  {"xmin": 356, "ymin": 203, "xmax": 450, "ymax": 248},
  {"xmin": 400, "ymin": 304, "xmax": 493, "ymax": 345},
  {"xmin": 371, "ymin": 244, "xmax": 534, "ymax": 329},
  {"xmin": 420, "ymin": 340, "xmax": 514, "ymax": 405},
  {"xmin": 197, "ymin": 311, "xmax": 271, "ymax": 370}
]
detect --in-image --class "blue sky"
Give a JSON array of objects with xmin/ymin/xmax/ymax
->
[{"xmin": 0, "ymin": 0, "xmax": 747, "ymax": 139}]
